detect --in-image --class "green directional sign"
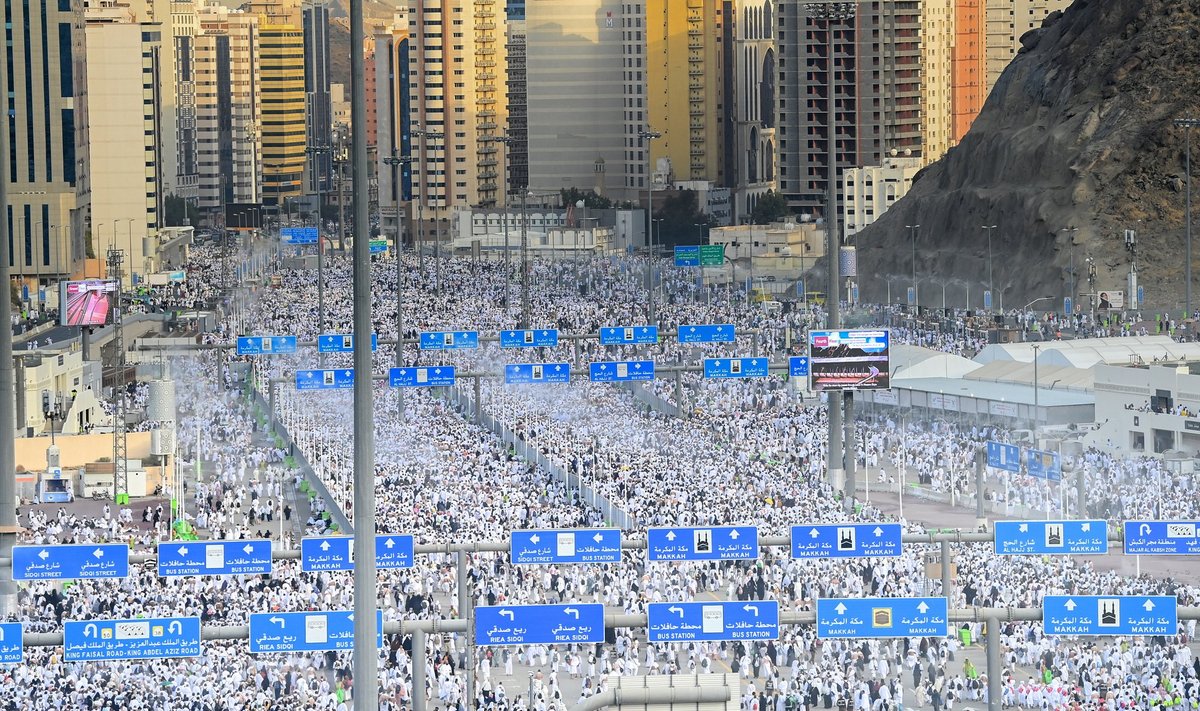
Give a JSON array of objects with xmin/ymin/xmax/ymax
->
[{"xmin": 700, "ymin": 245, "xmax": 725, "ymax": 266}]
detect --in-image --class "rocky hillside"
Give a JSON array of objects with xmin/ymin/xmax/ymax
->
[{"xmin": 854, "ymin": 0, "xmax": 1200, "ymax": 311}]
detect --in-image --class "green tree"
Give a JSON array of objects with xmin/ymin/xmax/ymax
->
[
  {"xmin": 750, "ymin": 190, "xmax": 789, "ymax": 225},
  {"xmin": 653, "ymin": 189, "xmax": 711, "ymax": 246},
  {"xmin": 559, "ymin": 187, "xmax": 613, "ymax": 210},
  {"xmin": 164, "ymin": 194, "xmax": 200, "ymax": 227}
]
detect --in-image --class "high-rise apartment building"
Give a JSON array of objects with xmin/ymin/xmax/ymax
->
[
  {"xmin": 84, "ymin": 0, "xmax": 163, "ymax": 284},
  {"xmin": 374, "ymin": 24, "xmax": 412, "ymax": 241},
  {"xmin": 302, "ymin": 0, "xmax": 331, "ymax": 194},
  {"xmin": 524, "ymin": 1, "xmax": 629, "ymax": 201},
  {"xmin": 195, "ymin": 2, "xmax": 261, "ymax": 211},
  {"xmin": 2, "ymin": 0, "xmax": 89, "ymax": 282},
  {"xmin": 258, "ymin": 19, "xmax": 305, "ymax": 206},
  {"xmin": 729, "ymin": 0, "xmax": 777, "ymax": 222},
  {"xmin": 951, "ymin": 0, "xmax": 984, "ymax": 143},
  {"xmin": 165, "ymin": 0, "xmax": 199, "ymax": 201},
  {"xmin": 922, "ymin": 0, "xmax": 955, "ymax": 163},
  {"xmin": 402, "ymin": 0, "xmax": 507, "ymax": 211},
  {"xmin": 503, "ymin": 5, "xmax": 526, "ymax": 196},
  {"xmin": 646, "ymin": 0, "xmax": 724, "ymax": 185},
  {"xmin": 984, "ymin": 0, "xmax": 1071, "ymax": 94}
]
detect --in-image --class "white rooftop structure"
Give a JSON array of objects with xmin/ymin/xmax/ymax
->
[{"xmin": 974, "ymin": 336, "xmax": 1200, "ymax": 369}]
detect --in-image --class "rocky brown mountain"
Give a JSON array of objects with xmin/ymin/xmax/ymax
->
[{"xmin": 853, "ymin": 0, "xmax": 1200, "ymax": 312}]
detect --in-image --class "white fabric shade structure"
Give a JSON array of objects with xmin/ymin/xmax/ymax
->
[
  {"xmin": 888, "ymin": 344, "xmax": 981, "ymax": 380},
  {"xmin": 973, "ymin": 336, "xmax": 1200, "ymax": 369}
]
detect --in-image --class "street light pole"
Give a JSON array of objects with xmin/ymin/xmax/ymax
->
[
  {"xmin": 982, "ymin": 224, "xmax": 997, "ymax": 306},
  {"xmin": 1032, "ymin": 343, "xmax": 1040, "ymax": 432},
  {"xmin": 906, "ymin": 224, "xmax": 920, "ymax": 309},
  {"xmin": 382, "ymin": 152, "xmax": 413, "ymax": 421},
  {"xmin": 638, "ymin": 128, "xmax": 662, "ymax": 324},
  {"xmin": 495, "ymin": 135, "xmax": 513, "ymax": 308},
  {"xmin": 1176, "ymin": 119, "xmax": 1198, "ymax": 316},
  {"xmin": 520, "ymin": 189, "xmax": 531, "ymax": 329},
  {"xmin": 305, "ymin": 143, "xmax": 331, "ymax": 364}
]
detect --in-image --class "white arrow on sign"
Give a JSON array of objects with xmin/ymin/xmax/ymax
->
[
  {"xmin": 665, "ymin": 531, "xmax": 677, "ymax": 541},
  {"xmin": 1143, "ymin": 600, "xmax": 1156, "ymax": 611},
  {"xmin": 668, "ymin": 606, "xmax": 684, "ymax": 618},
  {"xmin": 1018, "ymin": 523, "xmax": 1029, "ymax": 533},
  {"xmin": 809, "ymin": 528, "xmax": 820, "ymax": 539},
  {"xmin": 320, "ymin": 540, "xmax": 331, "ymax": 551},
  {"xmin": 243, "ymin": 544, "xmax": 254, "ymax": 555},
  {"xmin": 729, "ymin": 529, "xmax": 740, "ymax": 540},
  {"xmin": 168, "ymin": 620, "xmax": 183, "ymax": 635},
  {"xmin": 84, "ymin": 623, "xmax": 98, "ymax": 638},
  {"xmin": 563, "ymin": 608, "xmax": 580, "ymax": 619},
  {"xmin": 874, "ymin": 527, "xmax": 884, "ymax": 537},
  {"xmin": 917, "ymin": 602, "xmax": 929, "ymax": 614},
  {"xmin": 593, "ymin": 532, "xmax": 604, "ymax": 543},
  {"xmin": 38, "ymin": 549, "xmax": 49, "ymax": 560},
  {"xmin": 1139, "ymin": 523, "xmax": 1152, "ymax": 537},
  {"xmin": 0, "ymin": 627, "xmax": 4, "ymax": 642},
  {"xmin": 178, "ymin": 546, "xmax": 189, "ymax": 556},
  {"xmin": 270, "ymin": 616, "xmax": 285, "ymax": 627},
  {"xmin": 1080, "ymin": 522, "xmax": 1091, "ymax": 532},
  {"xmin": 1064, "ymin": 599, "xmax": 1077, "ymax": 611},
  {"xmin": 529, "ymin": 534, "xmax": 541, "ymax": 545},
  {"xmin": 93, "ymin": 549, "xmax": 104, "ymax": 558},
  {"xmin": 834, "ymin": 603, "xmax": 848, "ymax": 616},
  {"xmin": 384, "ymin": 538, "xmax": 396, "ymax": 549},
  {"xmin": 499, "ymin": 609, "xmax": 515, "ymax": 621},
  {"xmin": 743, "ymin": 604, "xmax": 759, "ymax": 617}
]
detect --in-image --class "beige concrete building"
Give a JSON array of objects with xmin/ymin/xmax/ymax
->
[
  {"xmin": 402, "ymin": 0, "xmax": 507, "ymax": 215},
  {"xmin": 1, "ymin": 0, "xmax": 89, "ymax": 288},
  {"xmin": 984, "ymin": 0, "xmax": 1072, "ymax": 94},
  {"xmin": 195, "ymin": 1, "xmax": 261, "ymax": 211},
  {"xmin": 84, "ymin": 1, "xmax": 164, "ymax": 285},
  {"xmin": 922, "ymin": 0, "xmax": 955, "ymax": 165},
  {"xmin": 842, "ymin": 153, "xmax": 922, "ymax": 238}
]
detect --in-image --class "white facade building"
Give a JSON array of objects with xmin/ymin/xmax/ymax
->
[{"xmin": 842, "ymin": 152, "xmax": 922, "ymax": 238}]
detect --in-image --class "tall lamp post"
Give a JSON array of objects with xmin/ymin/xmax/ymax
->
[
  {"xmin": 422, "ymin": 129, "xmax": 446, "ymax": 300},
  {"xmin": 1059, "ymin": 226, "xmax": 1078, "ymax": 312},
  {"xmin": 806, "ymin": 0, "xmax": 856, "ymax": 499},
  {"xmin": 1175, "ymin": 118, "xmax": 1198, "ymax": 316},
  {"xmin": 382, "ymin": 151, "xmax": 413, "ymax": 420},
  {"xmin": 906, "ymin": 224, "xmax": 920, "ymax": 309},
  {"xmin": 638, "ymin": 128, "xmax": 662, "ymax": 324},
  {"xmin": 981, "ymin": 224, "xmax": 997, "ymax": 307},
  {"xmin": 520, "ymin": 189, "xmax": 532, "ymax": 328},
  {"xmin": 305, "ymin": 143, "xmax": 332, "ymax": 365},
  {"xmin": 495, "ymin": 135, "xmax": 513, "ymax": 307},
  {"xmin": 1031, "ymin": 343, "xmax": 1041, "ymax": 433}
]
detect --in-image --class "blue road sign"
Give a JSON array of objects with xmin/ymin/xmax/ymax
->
[
  {"xmin": 317, "ymin": 333, "xmax": 378, "ymax": 353},
  {"xmin": 499, "ymin": 329, "xmax": 559, "ymax": 348},
  {"xmin": 0, "ymin": 623, "xmax": 21, "ymax": 664},
  {"xmin": 598, "ymin": 325, "xmax": 658, "ymax": 345},
  {"xmin": 63, "ymin": 616, "xmax": 201, "ymax": 661},
  {"xmin": 1138, "ymin": 285, "xmax": 1144, "ymax": 306},
  {"xmin": 906, "ymin": 287, "xmax": 915, "ymax": 306},
  {"xmin": 13, "ymin": 543, "xmax": 129, "ymax": 580},
  {"xmin": 797, "ymin": 280, "xmax": 805, "ymax": 298},
  {"xmin": 1064, "ymin": 297, "xmax": 1073, "ymax": 314},
  {"xmin": 281, "ymin": 227, "xmax": 318, "ymax": 244},
  {"xmin": 510, "ymin": 529, "xmax": 622, "ymax": 565},
  {"xmin": 236, "ymin": 336, "xmax": 298, "ymax": 355},
  {"xmin": 677, "ymin": 324, "xmax": 736, "ymax": 343},
  {"xmin": 475, "ymin": 603, "xmax": 604, "ymax": 646},
  {"xmin": 157, "ymin": 539, "xmax": 272, "ymax": 577},
  {"xmin": 993, "ymin": 520, "xmax": 1108, "ymax": 555},
  {"xmin": 295, "ymin": 368, "xmax": 355, "ymax": 390},
  {"xmin": 674, "ymin": 245, "xmax": 700, "ymax": 267},
  {"xmin": 986, "ymin": 441, "xmax": 1021, "ymax": 473},
  {"xmin": 588, "ymin": 360, "xmax": 655, "ymax": 383},
  {"xmin": 505, "ymin": 363, "xmax": 571, "ymax": 385},
  {"xmin": 817, "ymin": 597, "xmax": 949, "ymax": 639},
  {"xmin": 389, "ymin": 366, "xmax": 456, "ymax": 388},
  {"xmin": 1043, "ymin": 596, "xmax": 1177, "ymax": 636},
  {"xmin": 646, "ymin": 525, "xmax": 759, "ymax": 561},
  {"xmin": 983, "ymin": 290, "xmax": 993, "ymax": 310},
  {"xmin": 789, "ymin": 357, "xmax": 810, "ymax": 377},
  {"xmin": 791, "ymin": 523, "xmax": 903, "ymax": 559},
  {"xmin": 648, "ymin": 601, "xmax": 779, "ymax": 643},
  {"xmin": 300, "ymin": 535, "xmax": 415, "ymax": 571},
  {"xmin": 249, "ymin": 610, "xmax": 384, "ymax": 653},
  {"xmin": 1123, "ymin": 521, "xmax": 1200, "ymax": 555},
  {"xmin": 703, "ymin": 357, "xmax": 769, "ymax": 379},
  {"xmin": 1025, "ymin": 448, "xmax": 1062, "ymax": 481},
  {"xmin": 374, "ymin": 534, "xmax": 416, "ymax": 569},
  {"xmin": 418, "ymin": 331, "xmax": 479, "ymax": 350}
]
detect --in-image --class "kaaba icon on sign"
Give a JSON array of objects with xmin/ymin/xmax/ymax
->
[
  {"xmin": 1098, "ymin": 599, "xmax": 1119, "ymax": 627},
  {"xmin": 872, "ymin": 608, "xmax": 893, "ymax": 628},
  {"xmin": 837, "ymin": 527, "xmax": 856, "ymax": 551},
  {"xmin": 694, "ymin": 529, "xmax": 712, "ymax": 553},
  {"xmin": 1046, "ymin": 524, "xmax": 1063, "ymax": 547}
]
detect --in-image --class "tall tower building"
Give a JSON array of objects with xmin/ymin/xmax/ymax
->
[
  {"xmin": 2, "ymin": 0, "xmax": 90, "ymax": 282},
  {"xmin": 302, "ymin": 0, "xmax": 331, "ymax": 194},
  {"xmin": 166, "ymin": 0, "xmax": 200, "ymax": 201},
  {"xmin": 922, "ymin": 0, "xmax": 955, "ymax": 163},
  {"xmin": 646, "ymin": 0, "xmax": 724, "ymax": 185},
  {"xmin": 729, "ymin": 0, "xmax": 777, "ymax": 222},
  {"xmin": 84, "ymin": 0, "xmax": 163, "ymax": 284},
  {"xmin": 524, "ymin": 1, "xmax": 630, "ymax": 200},
  {"xmin": 504, "ymin": 1, "xmax": 526, "ymax": 195},
  {"xmin": 195, "ymin": 2, "xmax": 261, "ymax": 211},
  {"xmin": 258, "ymin": 18, "xmax": 305, "ymax": 206},
  {"xmin": 403, "ymin": 0, "xmax": 507, "ymax": 210},
  {"xmin": 374, "ymin": 23, "xmax": 412, "ymax": 241}
]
